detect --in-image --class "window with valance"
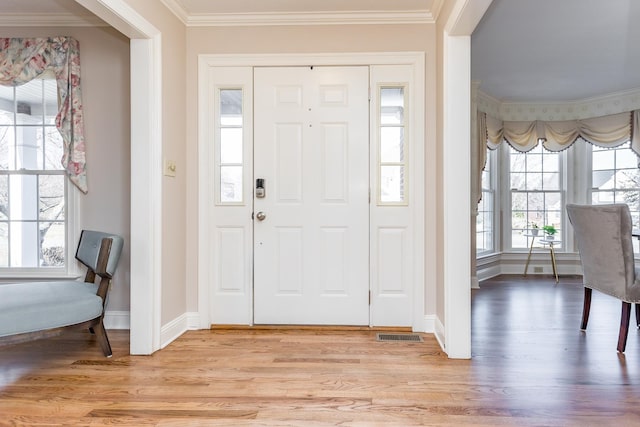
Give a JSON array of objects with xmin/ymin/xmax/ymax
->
[
  {"xmin": 0, "ymin": 37, "xmax": 86, "ymax": 272},
  {"xmin": 475, "ymin": 109, "xmax": 640, "ymax": 205},
  {"xmin": 0, "ymin": 37, "xmax": 87, "ymax": 193}
]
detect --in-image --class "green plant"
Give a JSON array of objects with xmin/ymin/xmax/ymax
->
[
  {"xmin": 530, "ymin": 222, "xmax": 539, "ymax": 229},
  {"xmin": 542, "ymin": 225, "xmax": 557, "ymax": 236}
]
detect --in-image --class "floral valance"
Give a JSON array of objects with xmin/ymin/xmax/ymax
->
[
  {"xmin": 0, "ymin": 37, "xmax": 87, "ymax": 193},
  {"xmin": 474, "ymin": 109, "xmax": 640, "ymax": 204}
]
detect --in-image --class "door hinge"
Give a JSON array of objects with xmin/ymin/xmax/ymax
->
[
  {"xmin": 369, "ymin": 290, "xmax": 371, "ymax": 305},
  {"xmin": 369, "ymin": 188, "xmax": 371, "ymax": 203}
]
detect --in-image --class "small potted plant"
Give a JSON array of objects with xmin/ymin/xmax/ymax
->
[
  {"xmin": 542, "ymin": 225, "xmax": 557, "ymax": 240},
  {"xmin": 530, "ymin": 222, "xmax": 539, "ymax": 236}
]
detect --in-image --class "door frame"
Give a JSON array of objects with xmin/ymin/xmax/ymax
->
[
  {"xmin": 76, "ymin": 0, "xmax": 163, "ymax": 355},
  {"xmin": 197, "ymin": 52, "xmax": 425, "ymax": 330}
]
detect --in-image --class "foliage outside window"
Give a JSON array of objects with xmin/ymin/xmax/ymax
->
[
  {"xmin": 509, "ymin": 144, "xmax": 562, "ymax": 250},
  {"xmin": 0, "ymin": 75, "xmax": 66, "ymax": 268}
]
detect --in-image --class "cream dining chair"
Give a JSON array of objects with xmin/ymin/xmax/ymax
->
[{"xmin": 566, "ymin": 203, "xmax": 640, "ymax": 352}]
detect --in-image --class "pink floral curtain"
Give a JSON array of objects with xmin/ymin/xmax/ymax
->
[{"xmin": 0, "ymin": 37, "xmax": 87, "ymax": 193}]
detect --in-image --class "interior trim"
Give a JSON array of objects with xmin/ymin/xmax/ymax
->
[
  {"xmin": 159, "ymin": 0, "xmax": 435, "ymax": 27},
  {"xmin": 479, "ymin": 87, "xmax": 640, "ymax": 122}
]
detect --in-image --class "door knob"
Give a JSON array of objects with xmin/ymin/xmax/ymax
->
[{"xmin": 256, "ymin": 211, "xmax": 266, "ymax": 221}]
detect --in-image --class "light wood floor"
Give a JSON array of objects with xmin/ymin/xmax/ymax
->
[{"xmin": 1, "ymin": 275, "xmax": 639, "ymax": 426}]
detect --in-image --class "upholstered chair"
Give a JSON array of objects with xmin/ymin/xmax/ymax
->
[{"xmin": 566, "ymin": 204, "xmax": 640, "ymax": 352}]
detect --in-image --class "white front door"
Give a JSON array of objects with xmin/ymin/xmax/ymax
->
[{"xmin": 253, "ymin": 66, "xmax": 370, "ymax": 325}]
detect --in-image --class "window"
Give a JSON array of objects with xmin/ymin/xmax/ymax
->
[
  {"xmin": 509, "ymin": 144, "xmax": 563, "ymax": 249},
  {"xmin": 378, "ymin": 87, "xmax": 407, "ymax": 204},
  {"xmin": 591, "ymin": 141, "xmax": 640, "ymax": 226},
  {"xmin": 217, "ymin": 89, "xmax": 243, "ymax": 204},
  {"xmin": 477, "ymin": 148, "xmax": 495, "ymax": 254},
  {"xmin": 0, "ymin": 75, "xmax": 68, "ymax": 270},
  {"xmin": 591, "ymin": 141, "xmax": 640, "ymax": 253}
]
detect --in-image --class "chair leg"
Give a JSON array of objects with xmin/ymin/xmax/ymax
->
[
  {"xmin": 581, "ymin": 287, "xmax": 592, "ymax": 330},
  {"xmin": 636, "ymin": 304, "xmax": 640, "ymax": 329},
  {"xmin": 617, "ymin": 302, "xmax": 632, "ymax": 353},
  {"xmin": 92, "ymin": 319, "xmax": 113, "ymax": 358}
]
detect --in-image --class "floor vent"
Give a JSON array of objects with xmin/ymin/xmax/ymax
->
[{"xmin": 376, "ymin": 333, "xmax": 423, "ymax": 342}]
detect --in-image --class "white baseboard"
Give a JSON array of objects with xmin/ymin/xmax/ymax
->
[
  {"xmin": 160, "ymin": 312, "xmax": 201, "ymax": 349},
  {"xmin": 434, "ymin": 316, "xmax": 445, "ymax": 353},
  {"xmin": 421, "ymin": 314, "xmax": 436, "ymax": 333},
  {"xmin": 421, "ymin": 314, "xmax": 446, "ymax": 354},
  {"xmin": 471, "ymin": 275, "xmax": 480, "ymax": 289},
  {"xmin": 187, "ymin": 311, "xmax": 200, "ymax": 330},
  {"xmin": 104, "ymin": 310, "xmax": 130, "ymax": 330},
  {"xmin": 161, "ymin": 313, "xmax": 188, "ymax": 349},
  {"xmin": 477, "ymin": 264, "xmax": 501, "ymax": 282}
]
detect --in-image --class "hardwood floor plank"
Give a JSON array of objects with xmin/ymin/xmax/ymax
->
[
  {"xmin": 87, "ymin": 408, "xmax": 258, "ymax": 419},
  {"xmin": 1, "ymin": 275, "xmax": 639, "ymax": 425}
]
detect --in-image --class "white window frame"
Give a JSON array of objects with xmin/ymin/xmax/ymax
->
[
  {"xmin": 0, "ymin": 75, "xmax": 80, "ymax": 279},
  {"xmin": 588, "ymin": 141, "xmax": 640, "ymax": 254},
  {"xmin": 477, "ymin": 147, "xmax": 497, "ymax": 256},
  {"xmin": 377, "ymin": 85, "xmax": 409, "ymax": 206},
  {"xmin": 215, "ymin": 87, "xmax": 245, "ymax": 206},
  {"xmin": 503, "ymin": 144, "xmax": 566, "ymax": 252}
]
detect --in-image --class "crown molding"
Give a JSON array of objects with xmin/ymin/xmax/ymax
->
[
  {"xmin": 159, "ymin": 0, "xmax": 433, "ymax": 27},
  {"xmin": 186, "ymin": 10, "xmax": 434, "ymax": 26},
  {"xmin": 0, "ymin": 13, "xmax": 107, "ymax": 27},
  {"xmin": 429, "ymin": 0, "xmax": 446, "ymax": 22},
  {"xmin": 160, "ymin": 0, "xmax": 189, "ymax": 25},
  {"xmin": 478, "ymin": 87, "xmax": 640, "ymax": 122}
]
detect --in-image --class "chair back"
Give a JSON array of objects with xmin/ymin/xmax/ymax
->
[
  {"xmin": 75, "ymin": 230, "xmax": 124, "ymax": 279},
  {"xmin": 566, "ymin": 204, "xmax": 635, "ymax": 298}
]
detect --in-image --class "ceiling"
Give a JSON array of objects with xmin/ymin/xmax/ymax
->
[
  {"xmin": 471, "ymin": 0, "xmax": 640, "ymax": 103},
  {"xmin": 1, "ymin": 0, "xmax": 638, "ymax": 103}
]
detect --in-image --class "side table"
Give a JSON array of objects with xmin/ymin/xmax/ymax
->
[{"xmin": 523, "ymin": 234, "xmax": 559, "ymax": 283}]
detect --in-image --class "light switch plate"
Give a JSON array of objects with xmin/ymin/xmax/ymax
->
[{"xmin": 164, "ymin": 159, "xmax": 177, "ymax": 177}]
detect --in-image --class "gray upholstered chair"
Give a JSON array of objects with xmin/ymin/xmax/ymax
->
[
  {"xmin": 0, "ymin": 230, "xmax": 124, "ymax": 356},
  {"xmin": 566, "ymin": 204, "xmax": 640, "ymax": 352}
]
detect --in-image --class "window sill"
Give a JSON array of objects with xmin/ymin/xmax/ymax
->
[{"xmin": 0, "ymin": 273, "xmax": 82, "ymax": 283}]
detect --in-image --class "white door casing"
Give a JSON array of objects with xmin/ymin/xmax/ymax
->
[
  {"xmin": 253, "ymin": 66, "xmax": 370, "ymax": 325},
  {"xmin": 198, "ymin": 53, "xmax": 425, "ymax": 331}
]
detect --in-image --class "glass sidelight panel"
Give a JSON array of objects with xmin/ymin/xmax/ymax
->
[
  {"xmin": 378, "ymin": 87, "xmax": 407, "ymax": 204},
  {"xmin": 218, "ymin": 89, "xmax": 244, "ymax": 204}
]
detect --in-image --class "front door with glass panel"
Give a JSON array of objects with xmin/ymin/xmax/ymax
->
[{"xmin": 253, "ymin": 66, "xmax": 370, "ymax": 325}]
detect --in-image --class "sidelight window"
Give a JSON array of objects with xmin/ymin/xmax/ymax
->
[
  {"xmin": 378, "ymin": 87, "xmax": 407, "ymax": 204},
  {"xmin": 217, "ymin": 89, "xmax": 243, "ymax": 204}
]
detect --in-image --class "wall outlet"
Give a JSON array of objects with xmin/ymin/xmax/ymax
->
[{"xmin": 533, "ymin": 266, "xmax": 543, "ymax": 273}]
